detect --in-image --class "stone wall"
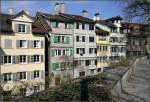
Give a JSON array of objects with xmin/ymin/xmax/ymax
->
[{"xmin": 111, "ymin": 56, "xmax": 148, "ymax": 99}]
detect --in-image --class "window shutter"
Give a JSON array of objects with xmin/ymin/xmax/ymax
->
[
  {"xmin": 5, "ymin": 39, "xmax": 12, "ymax": 49},
  {"xmin": 14, "ymin": 24, "xmax": 18, "ymax": 32},
  {"xmin": 16, "ymin": 40, "xmax": 20, "ymax": 48},
  {"xmin": 41, "ymin": 55, "xmax": 44, "ymax": 62},
  {"xmin": 41, "ymin": 41, "xmax": 44, "ymax": 48},
  {"xmin": 51, "ymin": 49, "xmax": 55, "ymax": 57},
  {"xmin": 31, "ymin": 40, "xmax": 34, "ymax": 48},
  {"xmin": 0, "ymin": 56, "xmax": 4, "ymax": 65},
  {"xmin": 66, "ymin": 36, "xmax": 70, "ymax": 44},
  {"xmin": 12, "ymin": 56, "xmax": 15, "ymax": 64},
  {"xmin": 52, "ymin": 63, "xmax": 58, "ymax": 71},
  {"xmin": 26, "ymin": 25, "xmax": 30, "ymax": 34},
  {"xmin": 12, "ymin": 73, "xmax": 17, "ymax": 81},
  {"xmin": 41, "ymin": 70, "xmax": 45, "ymax": 79},
  {"xmin": 27, "ymin": 55, "xmax": 31, "ymax": 63},
  {"xmin": 27, "ymin": 40, "xmax": 30, "ymax": 48},
  {"xmin": 70, "ymin": 49, "xmax": 73, "ymax": 56},
  {"xmin": 68, "ymin": 23, "xmax": 72, "ymax": 29},
  {"xmin": 54, "ymin": 36, "xmax": 58, "ymax": 43},
  {"xmin": 27, "ymin": 71, "xmax": 32, "ymax": 80},
  {"xmin": 51, "ymin": 22, "xmax": 56, "ymax": 28},
  {"xmin": 31, "ymin": 55, "xmax": 34, "ymax": 63}
]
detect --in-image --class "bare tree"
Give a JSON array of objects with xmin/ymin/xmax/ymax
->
[{"xmin": 121, "ymin": 0, "xmax": 150, "ymax": 23}]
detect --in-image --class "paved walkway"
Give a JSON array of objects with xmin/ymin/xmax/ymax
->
[{"xmin": 119, "ymin": 59, "xmax": 150, "ymax": 102}]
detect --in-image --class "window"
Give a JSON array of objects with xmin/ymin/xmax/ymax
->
[
  {"xmin": 76, "ymin": 48, "xmax": 79, "ymax": 54},
  {"xmin": 18, "ymin": 24, "xmax": 25, "ymax": 33},
  {"xmin": 4, "ymin": 39, "xmax": 12, "ymax": 49},
  {"xmin": 63, "ymin": 50, "xmax": 66, "ymax": 55},
  {"xmin": 34, "ymin": 40, "xmax": 41, "ymax": 48},
  {"xmin": 3, "ymin": 73, "xmax": 11, "ymax": 81},
  {"xmin": 82, "ymin": 36, "xmax": 85, "ymax": 42},
  {"xmin": 34, "ymin": 86, "xmax": 40, "ymax": 92},
  {"xmin": 94, "ymin": 60, "xmax": 97, "ymax": 65},
  {"xmin": 76, "ymin": 23, "xmax": 79, "ymax": 29},
  {"xmin": 89, "ymin": 37, "xmax": 94, "ymax": 42},
  {"xmin": 65, "ymin": 23, "xmax": 72, "ymax": 29},
  {"xmin": 58, "ymin": 50, "xmax": 61, "ymax": 55},
  {"xmin": 51, "ymin": 21, "xmax": 58, "ymax": 28},
  {"xmin": 19, "ymin": 72, "xmax": 26, "ymax": 80},
  {"xmin": 19, "ymin": 55, "xmax": 27, "ymax": 63},
  {"xmin": 85, "ymin": 60, "xmax": 90, "ymax": 66},
  {"xmin": 82, "ymin": 24, "xmax": 85, "ymax": 30},
  {"xmin": 76, "ymin": 36, "xmax": 79, "ymax": 42},
  {"xmin": 33, "ymin": 55, "xmax": 40, "ymax": 63},
  {"xmin": 19, "ymin": 40, "xmax": 27, "ymax": 48},
  {"xmin": 4, "ymin": 56, "xmax": 12, "ymax": 64},
  {"xmin": 80, "ymin": 48, "xmax": 85, "ymax": 54},
  {"xmin": 58, "ymin": 36, "xmax": 61, "ymax": 42},
  {"xmin": 89, "ymin": 24, "xmax": 94, "ymax": 30},
  {"xmin": 95, "ymin": 48, "xmax": 97, "ymax": 54},
  {"xmin": 89, "ymin": 48, "xmax": 93, "ymax": 54},
  {"xmin": 34, "ymin": 70, "xmax": 40, "ymax": 78},
  {"xmin": 62, "ymin": 36, "xmax": 65, "ymax": 43}
]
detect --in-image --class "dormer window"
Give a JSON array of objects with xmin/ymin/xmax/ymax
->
[{"xmin": 18, "ymin": 24, "xmax": 25, "ymax": 33}]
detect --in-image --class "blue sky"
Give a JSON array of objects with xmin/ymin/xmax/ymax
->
[{"xmin": 1, "ymin": 0, "xmax": 124, "ymax": 20}]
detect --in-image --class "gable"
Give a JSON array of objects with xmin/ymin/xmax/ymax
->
[{"xmin": 12, "ymin": 14, "xmax": 33, "ymax": 23}]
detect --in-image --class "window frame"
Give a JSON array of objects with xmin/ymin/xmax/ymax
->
[
  {"xmin": 18, "ymin": 24, "xmax": 26, "ymax": 33},
  {"xmin": 19, "ymin": 40, "xmax": 27, "ymax": 48},
  {"xmin": 19, "ymin": 55, "xmax": 27, "ymax": 64},
  {"xmin": 3, "ymin": 56, "xmax": 12, "ymax": 65},
  {"xmin": 3, "ymin": 73, "xmax": 12, "ymax": 81},
  {"xmin": 19, "ymin": 72, "xmax": 27, "ymax": 80},
  {"xmin": 34, "ymin": 70, "xmax": 40, "ymax": 79}
]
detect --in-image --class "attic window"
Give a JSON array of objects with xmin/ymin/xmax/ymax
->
[{"xmin": 18, "ymin": 24, "xmax": 25, "ymax": 33}]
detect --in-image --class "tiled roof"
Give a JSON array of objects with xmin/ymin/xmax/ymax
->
[
  {"xmin": 95, "ymin": 26, "xmax": 109, "ymax": 35},
  {"xmin": 96, "ymin": 20, "xmax": 116, "ymax": 27},
  {"xmin": 60, "ymin": 13, "xmax": 95, "ymax": 23},
  {"xmin": 105, "ymin": 16, "xmax": 123, "ymax": 21},
  {"xmin": 37, "ymin": 12, "xmax": 72, "ymax": 22},
  {"xmin": 0, "ymin": 11, "xmax": 48, "ymax": 35}
]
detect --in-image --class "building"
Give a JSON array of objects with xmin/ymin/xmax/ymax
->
[
  {"xmin": 60, "ymin": 10, "xmax": 97, "ymax": 78},
  {"xmin": 122, "ymin": 23, "xmax": 149, "ymax": 57},
  {"xmin": 37, "ymin": 5, "xmax": 74, "ymax": 86},
  {"xmin": 0, "ymin": 10, "xmax": 47, "ymax": 96},
  {"xmin": 105, "ymin": 16, "xmax": 127, "ymax": 61}
]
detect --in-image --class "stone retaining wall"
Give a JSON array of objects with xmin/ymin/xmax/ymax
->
[{"xmin": 111, "ymin": 56, "xmax": 148, "ymax": 99}]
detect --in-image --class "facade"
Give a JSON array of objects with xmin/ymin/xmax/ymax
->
[
  {"xmin": 61, "ymin": 11, "xmax": 97, "ymax": 78},
  {"xmin": 105, "ymin": 16, "xmax": 127, "ymax": 61},
  {"xmin": 95, "ymin": 25, "xmax": 110, "ymax": 71},
  {"xmin": 122, "ymin": 23, "xmax": 149, "ymax": 57},
  {"xmin": 0, "ymin": 11, "xmax": 47, "ymax": 95},
  {"xmin": 37, "ymin": 12, "xmax": 74, "ymax": 86}
]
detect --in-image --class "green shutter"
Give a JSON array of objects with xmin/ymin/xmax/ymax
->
[
  {"xmin": 51, "ymin": 49, "xmax": 55, "ymax": 57},
  {"xmin": 54, "ymin": 36, "xmax": 58, "ymax": 43},
  {"xmin": 51, "ymin": 22, "xmax": 57, "ymax": 28},
  {"xmin": 66, "ymin": 36, "xmax": 70, "ymax": 44},
  {"xmin": 70, "ymin": 48, "xmax": 73, "ymax": 56},
  {"xmin": 52, "ymin": 63, "xmax": 58, "ymax": 71},
  {"xmin": 68, "ymin": 23, "xmax": 72, "ymax": 29}
]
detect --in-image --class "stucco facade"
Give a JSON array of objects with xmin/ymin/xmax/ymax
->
[{"xmin": 0, "ymin": 11, "xmax": 46, "ymax": 96}]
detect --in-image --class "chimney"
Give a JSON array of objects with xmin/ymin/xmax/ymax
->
[
  {"xmin": 54, "ymin": 3, "xmax": 60, "ymax": 15},
  {"xmin": 82, "ymin": 10, "xmax": 88, "ymax": 17},
  {"xmin": 8, "ymin": 8, "xmax": 13, "ymax": 15},
  {"xmin": 59, "ymin": 3, "xmax": 65, "ymax": 13},
  {"xmin": 93, "ymin": 13, "xmax": 100, "ymax": 21}
]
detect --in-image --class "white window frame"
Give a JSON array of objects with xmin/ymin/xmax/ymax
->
[
  {"xmin": 19, "ymin": 55, "xmax": 27, "ymax": 64},
  {"xmin": 3, "ymin": 56, "xmax": 12, "ymax": 65},
  {"xmin": 34, "ymin": 40, "xmax": 41, "ymax": 48},
  {"xmin": 20, "ymin": 40, "xmax": 27, "ymax": 48},
  {"xmin": 19, "ymin": 72, "xmax": 27, "ymax": 80},
  {"xmin": 18, "ymin": 24, "xmax": 26, "ymax": 33},
  {"xmin": 34, "ymin": 70, "xmax": 40, "ymax": 79},
  {"xmin": 33, "ymin": 55, "xmax": 40, "ymax": 63},
  {"xmin": 3, "ymin": 73, "xmax": 12, "ymax": 81}
]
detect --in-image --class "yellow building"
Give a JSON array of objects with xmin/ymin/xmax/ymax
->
[
  {"xmin": 0, "ymin": 10, "xmax": 47, "ymax": 95},
  {"xmin": 96, "ymin": 26, "xmax": 111, "ymax": 72}
]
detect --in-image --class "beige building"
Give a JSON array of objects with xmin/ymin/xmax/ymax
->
[{"xmin": 0, "ymin": 10, "xmax": 47, "ymax": 96}]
